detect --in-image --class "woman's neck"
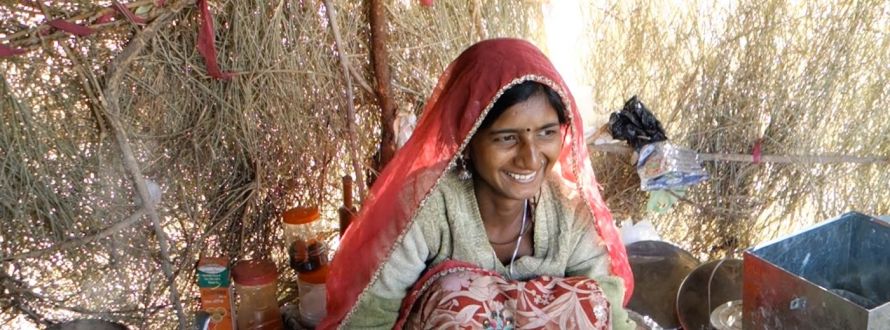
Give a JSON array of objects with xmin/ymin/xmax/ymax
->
[{"xmin": 473, "ymin": 184, "xmax": 526, "ymax": 229}]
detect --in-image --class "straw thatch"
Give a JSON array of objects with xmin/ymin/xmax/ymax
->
[
  {"xmin": 580, "ymin": 0, "xmax": 890, "ymax": 259},
  {"xmin": 1, "ymin": 0, "xmax": 888, "ymax": 328}
]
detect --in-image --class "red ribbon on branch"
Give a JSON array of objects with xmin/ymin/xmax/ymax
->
[
  {"xmin": 48, "ymin": 19, "xmax": 96, "ymax": 36},
  {"xmin": 4, "ymin": 1, "xmax": 231, "ymax": 81},
  {"xmin": 0, "ymin": 44, "xmax": 27, "ymax": 58},
  {"xmin": 752, "ymin": 138, "xmax": 763, "ymax": 164},
  {"xmin": 95, "ymin": 9, "xmax": 117, "ymax": 24},
  {"xmin": 196, "ymin": 0, "xmax": 233, "ymax": 80}
]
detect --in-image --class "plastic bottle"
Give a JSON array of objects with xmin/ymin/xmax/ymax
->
[{"xmin": 297, "ymin": 265, "xmax": 328, "ymax": 327}]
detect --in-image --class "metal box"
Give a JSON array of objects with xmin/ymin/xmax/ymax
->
[{"xmin": 743, "ymin": 212, "xmax": 890, "ymax": 329}]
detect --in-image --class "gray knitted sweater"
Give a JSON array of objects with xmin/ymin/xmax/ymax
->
[{"xmin": 343, "ymin": 173, "xmax": 634, "ymax": 329}]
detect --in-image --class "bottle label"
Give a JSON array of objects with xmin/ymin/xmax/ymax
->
[{"xmin": 198, "ymin": 258, "xmax": 231, "ymax": 288}]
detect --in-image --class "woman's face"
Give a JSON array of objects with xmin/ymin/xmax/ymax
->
[{"xmin": 468, "ymin": 92, "xmax": 564, "ymax": 202}]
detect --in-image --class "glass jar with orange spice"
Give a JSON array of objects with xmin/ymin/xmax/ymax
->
[{"xmin": 282, "ymin": 206, "xmax": 328, "ymax": 273}]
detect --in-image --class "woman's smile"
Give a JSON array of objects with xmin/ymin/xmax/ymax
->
[{"xmin": 504, "ymin": 170, "xmax": 536, "ymax": 183}]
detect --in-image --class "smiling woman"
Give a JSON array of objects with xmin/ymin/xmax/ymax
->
[
  {"xmin": 467, "ymin": 83, "xmax": 566, "ymax": 266},
  {"xmin": 321, "ymin": 39, "xmax": 635, "ymax": 330}
]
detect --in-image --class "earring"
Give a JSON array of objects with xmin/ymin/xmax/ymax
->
[{"xmin": 457, "ymin": 154, "xmax": 472, "ymax": 180}]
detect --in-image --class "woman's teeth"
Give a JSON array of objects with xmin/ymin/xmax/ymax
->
[{"xmin": 506, "ymin": 171, "xmax": 536, "ymax": 182}]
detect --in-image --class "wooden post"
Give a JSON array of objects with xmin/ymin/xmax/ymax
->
[
  {"xmin": 338, "ymin": 175, "xmax": 358, "ymax": 237},
  {"xmin": 370, "ymin": 0, "xmax": 398, "ymax": 171}
]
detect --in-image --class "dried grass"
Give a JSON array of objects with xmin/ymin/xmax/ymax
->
[
  {"xmin": 1, "ymin": 0, "xmax": 888, "ymax": 328},
  {"xmin": 1, "ymin": 0, "xmax": 541, "ymax": 328},
  {"xmin": 580, "ymin": 0, "xmax": 890, "ymax": 259}
]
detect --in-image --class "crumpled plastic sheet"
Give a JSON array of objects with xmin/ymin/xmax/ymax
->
[
  {"xmin": 637, "ymin": 141, "xmax": 709, "ymax": 191},
  {"xmin": 609, "ymin": 96, "xmax": 668, "ymax": 150}
]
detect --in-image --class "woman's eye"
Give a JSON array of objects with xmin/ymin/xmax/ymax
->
[
  {"xmin": 539, "ymin": 129, "xmax": 558, "ymax": 138},
  {"xmin": 493, "ymin": 135, "xmax": 517, "ymax": 144}
]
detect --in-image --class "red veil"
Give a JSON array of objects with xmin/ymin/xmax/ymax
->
[{"xmin": 321, "ymin": 38, "xmax": 633, "ymax": 328}]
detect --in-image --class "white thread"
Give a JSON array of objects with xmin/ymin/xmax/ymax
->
[{"xmin": 508, "ymin": 199, "xmax": 529, "ymax": 279}]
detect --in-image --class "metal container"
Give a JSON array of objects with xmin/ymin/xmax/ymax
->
[
  {"xmin": 743, "ymin": 212, "xmax": 890, "ymax": 329},
  {"xmin": 676, "ymin": 259, "xmax": 743, "ymax": 330},
  {"xmin": 626, "ymin": 240, "xmax": 700, "ymax": 329}
]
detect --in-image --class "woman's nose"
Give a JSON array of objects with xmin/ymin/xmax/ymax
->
[{"xmin": 517, "ymin": 140, "xmax": 540, "ymax": 169}]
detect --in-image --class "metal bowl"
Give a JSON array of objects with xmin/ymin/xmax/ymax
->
[
  {"xmin": 709, "ymin": 300, "xmax": 742, "ymax": 330},
  {"xmin": 626, "ymin": 240, "xmax": 700, "ymax": 329},
  {"xmin": 676, "ymin": 259, "xmax": 743, "ymax": 330}
]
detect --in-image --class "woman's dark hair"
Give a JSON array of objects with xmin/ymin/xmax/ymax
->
[{"xmin": 479, "ymin": 80, "xmax": 568, "ymax": 130}]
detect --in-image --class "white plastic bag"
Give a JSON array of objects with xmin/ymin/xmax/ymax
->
[{"xmin": 620, "ymin": 219, "xmax": 662, "ymax": 245}]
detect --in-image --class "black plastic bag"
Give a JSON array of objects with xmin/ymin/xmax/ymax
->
[{"xmin": 609, "ymin": 96, "xmax": 668, "ymax": 150}]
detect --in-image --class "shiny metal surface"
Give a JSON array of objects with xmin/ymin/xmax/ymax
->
[
  {"xmin": 627, "ymin": 309, "xmax": 664, "ymax": 330},
  {"xmin": 743, "ymin": 212, "xmax": 890, "ymax": 330},
  {"xmin": 676, "ymin": 259, "xmax": 743, "ymax": 330},
  {"xmin": 626, "ymin": 240, "xmax": 700, "ymax": 329},
  {"xmin": 710, "ymin": 300, "xmax": 742, "ymax": 330}
]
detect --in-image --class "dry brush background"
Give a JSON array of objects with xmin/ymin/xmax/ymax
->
[{"xmin": 1, "ymin": 0, "xmax": 888, "ymax": 328}]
